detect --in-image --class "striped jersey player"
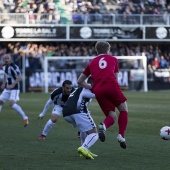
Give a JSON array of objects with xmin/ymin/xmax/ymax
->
[
  {"xmin": 63, "ymin": 79, "xmax": 99, "ymax": 159},
  {"xmin": 0, "ymin": 54, "xmax": 29, "ymax": 127},
  {"xmin": 38, "ymin": 80, "xmax": 75, "ymax": 140}
]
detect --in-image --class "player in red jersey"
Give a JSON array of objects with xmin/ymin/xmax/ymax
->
[{"xmin": 77, "ymin": 41, "xmax": 128, "ymax": 149}]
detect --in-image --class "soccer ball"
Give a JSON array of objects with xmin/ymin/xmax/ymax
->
[{"xmin": 160, "ymin": 126, "xmax": 170, "ymax": 140}]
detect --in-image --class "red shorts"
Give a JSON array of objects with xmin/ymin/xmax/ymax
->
[{"xmin": 93, "ymin": 83, "xmax": 127, "ymax": 117}]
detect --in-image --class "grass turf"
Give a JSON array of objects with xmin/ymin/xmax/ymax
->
[{"xmin": 0, "ymin": 91, "xmax": 169, "ymax": 170}]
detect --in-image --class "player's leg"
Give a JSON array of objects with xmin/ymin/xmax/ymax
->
[
  {"xmin": 96, "ymin": 102, "xmax": 117, "ymax": 142},
  {"xmin": 0, "ymin": 100, "xmax": 4, "ymax": 111},
  {"xmin": 80, "ymin": 131, "xmax": 87, "ymax": 145},
  {"xmin": 0, "ymin": 89, "xmax": 9, "ymax": 112},
  {"xmin": 93, "ymin": 85, "xmax": 117, "ymax": 142},
  {"xmin": 79, "ymin": 131, "xmax": 98, "ymax": 158},
  {"xmin": 98, "ymin": 110, "xmax": 117, "ymax": 142},
  {"xmin": 116, "ymin": 101, "xmax": 128, "ymax": 149},
  {"xmin": 39, "ymin": 105, "xmax": 62, "ymax": 140},
  {"xmin": 104, "ymin": 110, "xmax": 117, "ymax": 128},
  {"xmin": 74, "ymin": 113, "xmax": 98, "ymax": 159},
  {"xmin": 38, "ymin": 98, "xmax": 53, "ymax": 119},
  {"xmin": 9, "ymin": 90, "xmax": 29, "ymax": 127},
  {"xmin": 77, "ymin": 131, "xmax": 80, "ymax": 138}
]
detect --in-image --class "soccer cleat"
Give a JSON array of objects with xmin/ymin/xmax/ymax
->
[
  {"xmin": 38, "ymin": 113, "xmax": 44, "ymax": 119},
  {"xmin": 98, "ymin": 123, "xmax": 106, "ymax": 142},
  {"xmin": 79, "ymin": 150, "xmax": 97, "ymax": 158},
  {"xmin": 117, "ymin": 134, "xmax": 126, "ymax": 149},
  {"xmin": 77, "ymin": 147, "xmax": 94, "ymax": 160},
  {"xmin": 24, "ymin": 119, "xmax": 29, "ymax": 127},
  {"xmin": 39, "ymin": 134, "xmax": 46, "ymax": 140},
  {"xmin": 88, "ymin": 150, "xmax": 98, "ymax": 157}
]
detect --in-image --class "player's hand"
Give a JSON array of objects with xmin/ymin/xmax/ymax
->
[
  {"xmin": 6, "ymin": 84, "xmax": 14, "ymax": 90},
  {"xmin": 1, "ymin": 84, "xmax": 5, "ymax": 90}
]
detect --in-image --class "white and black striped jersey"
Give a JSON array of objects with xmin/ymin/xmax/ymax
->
[
  {"xmin": 50, "ymin": 87, "xmax": 75, "ymax": 107},
  {"xmin": 3, "ymin": 63, "xmax": 21, "ymax": 90},
  {"xmin": 63, "ymin": 87, "xmax": 95, "ymax": 117}
]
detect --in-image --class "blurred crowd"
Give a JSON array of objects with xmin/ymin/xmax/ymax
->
[
  {"xmin": 0, "ymin": 0, "xmax": 170, "ymax": 77},
  {"xmin": 1, "ymin": 0, "xmax": 170, "ymax": 24},
  {"xmin": 1, "ymin": 0, "xmax": 170, "ymax": 14},
  {"xmin": 0, "ymin": 42, "xmax": 169, "ymax": 75}
]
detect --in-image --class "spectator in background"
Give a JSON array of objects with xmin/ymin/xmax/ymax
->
[
  {"xmin": 152, "ymin": 57, "xmax": 160, "ymax": 70},
  {"xmin": 159, "ymin": 55, "xmax": 168, "ymax": 68},
  {"xmin": 2, "ymin": 41, "xmax": 170, "ymax": 71}
]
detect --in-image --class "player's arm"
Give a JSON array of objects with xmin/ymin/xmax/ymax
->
[
  {"xmin": 82, "ymin": 88, "xmax": 95, "ymax": 99},
  {"xmin": 115, "ymin": 72, "xmax": 118, "ymax": 81},
  {"xmin": 38, "ymin": 97, "xmax": 53, "ymax": 119},
  {"xmin": 77, "ymin": 73, "xmax": 92, "ymax": 89},
  {"xmin": 115, "ymin": 58, "xmax": 119, "ymax": 81},
  {"xmin": 1, "ymin": 74, "xmax": 6, "ymax": 90}
]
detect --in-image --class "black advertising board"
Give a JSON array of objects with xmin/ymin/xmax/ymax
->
[
  {"xmin": 2, "ymin": 25, "xmax": 170, "ymax": 41},
  {"xmin": 70, "ymin": 26, "xmax": 143, "ymax": 39},
  {"xmin": 145, "ymin": 26, "xmax": 170, "ymax": 39},
  {"xmin": 0, "ymin": 26, "xmax": 66, "ymax": 39}
]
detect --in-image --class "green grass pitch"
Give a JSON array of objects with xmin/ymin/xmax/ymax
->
[{"xmin": 0, "ymin": 91, "xmax": 169, "ymax": 170}]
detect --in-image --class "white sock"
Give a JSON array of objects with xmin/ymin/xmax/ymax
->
[
  {"xmin": 40, "ymin": 98, "xmax": 53, "ymax": 117},
  {"xmin": 0, "ymin": 105, "xmax": 2, "ymax": 112},
  {"xmin": 42, "ymin": 119, "xmax": 55, "ymax": 136},
  {"xmin": 80, "ymin": 132, "xmax": 87, "ymax": 145},
  {"xmin": 81, "ymin": 133, "xmax": 99, "ymax": 150},
  {"xmin": 12, "ymin": 103, "xmax": 28, "ymax": 120}
]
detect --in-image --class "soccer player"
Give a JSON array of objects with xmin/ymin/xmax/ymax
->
[
  {"xmin": 63, "ymin": 77, "xmax": 98, "ymax": 160},
  {"xmin": 77, "ymin": 41, "xmax": 128, "ymax": 149},
  {"xmin": 0, "ymin": 54, "xmax": 29, "ymax": 127},
  {"xmin": 38, "ymin": 80, "xmax": 75, "ymax": 140}
]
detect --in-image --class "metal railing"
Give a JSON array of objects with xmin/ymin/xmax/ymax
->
[{"xmin": 0, "ymin": 13, "xmax": 169, "ymax": 25}]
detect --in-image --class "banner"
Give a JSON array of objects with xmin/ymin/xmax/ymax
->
[
  {"xmin": 70, "ymin": 26, "xmax": 143, "ymax": 39},
  {"xmin": 0, "ymin": 26, "xmax": 66, "ymax": 39},
  {"xmin": 145, "ymin": 27, "xmax": 170, "ymax": 39},
  {"xmin": 27, "ymin": 70, "xmax": 129, "ymax": 91},
  {"xmin": 130, "ymin": 69, "xmax": 144, "ymax": 81},
  {"xmin": 154, "ymin": 69, "xmax": 170, "ymax": 83}
]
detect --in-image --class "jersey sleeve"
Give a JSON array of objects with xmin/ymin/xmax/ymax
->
[
  {"xmin": 11, "ymin": 63, "xmax": 21, "ymax": 75},
  {"xmin": 114, "ymin": 57, "xmax": 119, "ymax": 73},
  {"xmin": 50, "ymin": 87, "xmax": 62, "ymax": 100},
  {"xmin": 82, "ymin": 64, "xmax": 91, "ymax": 77},
  {"xmin": 82, "ymin": 88, "xmax": 95, "ymax": 99}
]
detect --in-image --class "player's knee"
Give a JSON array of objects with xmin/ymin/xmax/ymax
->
[
  {"xmin": 9, "ymin": 100, "xmax": 15, "ymax": 107},
  {"xmin": 51, "ymin": 114, "xmax": 59, "ymax": 123},
  {"xmin": 87, "ymin": 127, "xmax": 97, "ymax": 134},
  {"xmin": 0, "ymin": 100, "xmax": 4, "ymax": 105},
  {"xmin": 109, "ymin": 111, "xmax": 117, "ymax": 122},
  {"xmin": 117, "ymin": 102, "xmax": 128, "ymax": 112}
]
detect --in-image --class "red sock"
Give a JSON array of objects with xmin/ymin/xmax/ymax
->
[
  {"xmin": 104, "ymin": 116, "xmax": 115, "ymax": 129},
  {"xmin": 118, "ymin": 111, "xmax": 128, "ymax": 137}
]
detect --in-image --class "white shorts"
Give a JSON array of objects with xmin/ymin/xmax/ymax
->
[
  {"xmin": 52, "ymin": 105, "xmax": 63, "ymax": 116},
  {"xmin": 0, "ymin": 89, "xmax": 20, "ymax": 103},
  {"xmin": 64, "ymin": 112, "xmax": 96, "ymax": 132}
]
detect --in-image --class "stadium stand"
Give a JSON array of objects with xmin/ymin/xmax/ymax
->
[
  {"xmin": 1, "ymin": 0, "xmax": 170, "ymax": 24},
  {"xmin": 0, "ymin": 0, "xmax": 170, "ymax": 86},
  {"xmin": 0, "ymin": 42, "xmax": 169, "ymax": 72}
]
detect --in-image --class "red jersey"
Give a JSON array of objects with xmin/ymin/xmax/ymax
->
[
  {"xmin": 83, "ymin": 54, "xmax": 119, "ymax": 90},
  {"xmin": 82, "ymin": 54, "xmax": 126, "ymax": 115}
]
